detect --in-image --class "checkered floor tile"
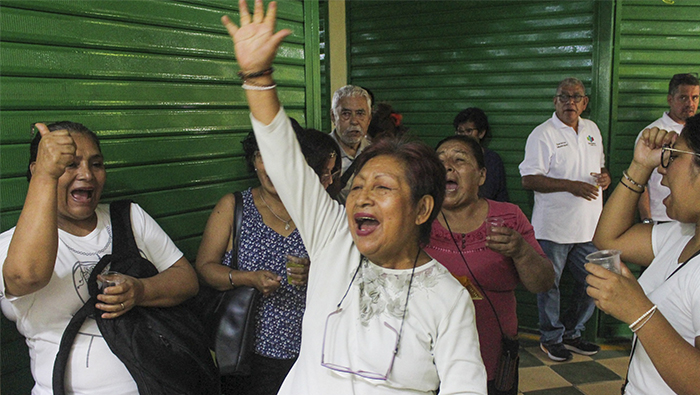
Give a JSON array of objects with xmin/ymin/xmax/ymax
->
[{"xmin": 517, "ymin": 332, "xmax": 631, "ymax": 395}]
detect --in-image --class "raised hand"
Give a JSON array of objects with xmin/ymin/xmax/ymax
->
[
  {"xmin": 221, "ymin": 0, "xmax": 292, "ymax": 75},
  {"xmin": 635, "ymin": 127, "xmax": 677, "ymax": 170},
  {"xmin": 32, "ymin": 123, "xmax": 76, "ymax": 180}
]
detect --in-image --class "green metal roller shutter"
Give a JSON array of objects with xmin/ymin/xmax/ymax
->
[
  {"xmin": 346, "ymin": 0, "xmax": 614, "ymax": 333},
  {"xmin": 0, "ymin": 1, "xmax": 318, "ymax": 392},
  {"xmin": 601, "ymin": 0, "xmax": 700, "ymax": 339}
]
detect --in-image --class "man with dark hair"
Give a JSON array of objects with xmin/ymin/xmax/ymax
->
[
  {"xmin": 327, "ymin": 85, "xmax": 373, "ymax": 204},
  {"xmin": 636, "ymin": 73, "xmax": 700, "ymax": 224},
  {"xmin": 519, "ymin": 77, "xmax": 611, "ymax": 362}
]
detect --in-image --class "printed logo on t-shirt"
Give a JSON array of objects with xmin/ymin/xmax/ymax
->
[
  {"xmin": 73, "ymin": 260, "xmax": 98, "ymax": 303},
  {"xmin": 556, "ymin": 141, "xmax": 568, "ymax": 148},
  {"xmin": 587, "ymin": 135, "xmax": 597, "ymax": 146}
]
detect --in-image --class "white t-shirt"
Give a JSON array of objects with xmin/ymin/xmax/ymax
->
[
  {"xmin": 625, "ymin": 221, "xmax": 700, "ymax": 395},
  {"xmin": 253, "ymin": 109, "xmax": 487, "ymax": 395},
  {"xmin": 0, "ymin": 203, "xmax": 183, "ymax": 395},
  {"xmin": 634, "ymin": 112, "xmax": 685, "ymax": 222},
  {"xmin": 519, "ymin": 113, "xmax": 605, "ymax": 243}
]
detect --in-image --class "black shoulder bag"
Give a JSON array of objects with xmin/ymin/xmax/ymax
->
[
  {"xmin": 53, "ymin": 200, "xmax": 219, "ymax": 395},
  {"xmin": 193, "ymin": 191, "xmax": 262, "ymax": 376}
]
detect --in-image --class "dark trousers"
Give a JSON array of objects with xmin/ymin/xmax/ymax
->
[{"xmin": 221, "ymin": 353, "xmax": 297, "ymax": 395}]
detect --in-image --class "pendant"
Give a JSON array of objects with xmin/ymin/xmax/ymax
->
[{"xmin": 285, "ymin": 223, "xmax": 291, "ymax": 230}]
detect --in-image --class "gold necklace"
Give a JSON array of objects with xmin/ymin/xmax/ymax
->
[{"xmin": 259, "ymin": 190, "xmax": 293, "ymax": 230}]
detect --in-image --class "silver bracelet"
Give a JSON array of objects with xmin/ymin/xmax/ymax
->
[
  {"xmin": 228, "ymin": 270, "xmax": 235, "ymax": 288},
  {"xmin": 241, "ymin": 82, "xmax": 277, "ymax": 91}
]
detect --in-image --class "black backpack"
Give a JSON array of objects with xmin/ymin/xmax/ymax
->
[{"xmin": 53, "ymin": 200, "xmax": 219, "ymax": 395}]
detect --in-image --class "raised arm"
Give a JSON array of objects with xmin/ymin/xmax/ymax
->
[
  {"xmin": 3, "ymin": 124, "xmax": 75, "ymax": 297},
  {"xmin": 221, "ymin": 0, "xmax": 291, "ymax": 125},
  {"xmin": 592, "ymin": 127, "xmax": 676, "ymax": 266}
]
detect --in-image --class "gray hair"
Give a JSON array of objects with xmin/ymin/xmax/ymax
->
[
  {"xmin": 331, "ymin": 85, "xmax": 372, "ymax": 119},
  {"xmin": 556, "ymin": 77, "xmax": 586, "ymax": 94}
]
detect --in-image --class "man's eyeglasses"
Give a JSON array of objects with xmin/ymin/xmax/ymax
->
[
  {"xmin": 661, "ymin": 146, "xmax": 700, "ymax": 168},
  {"xmin": 555, "ymin": 94, "xmax": 586, "ymax": 103},
  {"xmin": 320, "ymin": 254, "xmax": 417, "ymax": 381}
]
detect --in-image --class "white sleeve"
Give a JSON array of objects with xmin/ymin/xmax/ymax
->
[
  {"xmin": 129, "ymin": 203, "xmax": 183, "ymax": 272},
  {"xmin": 250, "ymin": 108, "xmax": 349, "ymax": 258},
  {"xmin": 519, "ymin": 128, "xmax": 551, "ymax": 177},
  {"xmin": 432, "ymin": 288, "xmax": 487, "ymax": 395}
]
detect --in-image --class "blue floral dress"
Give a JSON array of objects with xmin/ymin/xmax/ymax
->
[{"xmin": 221, "ymin": 188, "xmax": 307, "ymax": 359}]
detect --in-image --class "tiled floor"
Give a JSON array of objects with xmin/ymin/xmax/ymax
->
[{"xmin": 517, "ymin": 332, "xmax": 631, "ymax": 395}]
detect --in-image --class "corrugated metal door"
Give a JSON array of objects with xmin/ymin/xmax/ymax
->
[
  {"xmin": 610, "ymin": 0, "xmax": 700, "ymax": 179},
  {"xmin": 346, "ymin": 0, "xmax": 614, "ymax": 332},
  {"xmin": 600, "ymin": 0, "xmax": 700, "ymax": 339},
  {"xmin": 0, "ymin": 1, "xmax": 317, "ymax": 392}
]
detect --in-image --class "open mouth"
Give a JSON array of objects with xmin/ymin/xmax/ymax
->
[
  {"xmin": 446, "ymin": 180, "xmax": 458, "ymax": 192},
  {"xmin": 71, "ymin": 188, "xmax": 94, "ymax": 203},
  {"xmin": 355, "ymin": 215, "xmax": 379, "ymax": 234}
]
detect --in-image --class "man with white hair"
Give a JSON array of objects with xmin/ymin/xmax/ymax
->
[{"xmin": 327, "ymin": 85, "xmax": 372, "ymax": 204}]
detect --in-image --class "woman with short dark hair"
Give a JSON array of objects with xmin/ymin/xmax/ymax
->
[
  {"xmin": 0, "ymin": 122, "xmax": 199, "ymax": 394},
  {"xmin": 196, "ymin": 128, "xmax": 338, "ymax": 395},
  {"xmin": 220, "ymin": 1, "xmax": 486, "ymax": 394},
  {"xmin": 453, "ymin": 107, "xmax": 509, "ymax": 202}
]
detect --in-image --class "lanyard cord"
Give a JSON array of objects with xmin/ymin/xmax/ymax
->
[
  {"xmin": 441, "ymin": 211, "xmax": 506, "ymax": 338},
  {"xmin": 335, "ymin": 250, "xmax": 420, "ymax": 353}
]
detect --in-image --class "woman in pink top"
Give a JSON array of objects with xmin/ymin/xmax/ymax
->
[{"xmin": 426, "ymin": 135, "xmax": 554, "ymax": 395}]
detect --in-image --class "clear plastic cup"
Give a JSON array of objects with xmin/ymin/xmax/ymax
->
[
  {"xmin": 586, "ymin": 249, "xmax": 622, "ymax": 274},
  {"xmin": 485, "ymin": 217, "xmax": 505, "ymax": 237}
]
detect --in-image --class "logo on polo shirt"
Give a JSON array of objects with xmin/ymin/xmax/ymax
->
[{"xmin": 587, "ymin": 135, "xmax": 597, "ymax": 146}]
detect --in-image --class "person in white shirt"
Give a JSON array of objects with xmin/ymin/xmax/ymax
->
[
  {"xmin": 636, "ymin": 73, "xmax": 699, "ymax": 224},
  {"xmin": 220, "ymin": 2, "xmax": 487, "ymax": 393},
  {"xmin": 588, "ymin": 116, "xmax": 700, "ymax": 395},
  {"xmin": 519, "ymin": 77, "xmax": 611, "ymax": 362},
  {"xmin": 0, "ymin": 121, "xmax": 198, "ymax": 395}
]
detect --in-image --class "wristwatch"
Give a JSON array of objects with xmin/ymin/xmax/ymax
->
[{"xmin": 641, "ymin": 218, "xmax": 654, "ymax": 224}]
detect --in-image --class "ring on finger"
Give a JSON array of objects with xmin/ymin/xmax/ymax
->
[{"xmin": 120, "ymin": 302, "xmax": 125, "ymax": 311}]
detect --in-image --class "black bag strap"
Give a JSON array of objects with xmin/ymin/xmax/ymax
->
[
  {"xmin": 53, "ymin": 201, "xmax": 135, "ymax": 395},
  {"xmin": 231, "ymin": 191, "xmax": 243, "ymax": 270},
  {"xmin": 52, "ymin": 296, "xmax": 95, "ymax": 395},
  {"xmin": 110, "ymin": 200, "xmax": 140, "ymax": 260},
  {"xmin": 338, "ymin": 160, "xmax": 358, "ymax": 191}
]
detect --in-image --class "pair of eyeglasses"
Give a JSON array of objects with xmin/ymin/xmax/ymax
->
[
  {"xmin": 320, "ymin": 254, "xmax": 417, "ymax": 381},
  {"xmin": 320, "ymin": 169, "xmax": 341, "ymax": 184},
  {"xmin": 455, "ymin": 127, "xmax": 480, "ymax": 136},
  {"xmin": 555, "ymin": 94, "xmax": 586, "ymax": 103},
  {"xmin": 661, "ymin": 146, "xmax": 700, "ymax": 168}
]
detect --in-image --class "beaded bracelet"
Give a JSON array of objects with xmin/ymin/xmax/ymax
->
[
  {"xmin": 620, "ymin": 179, "xmax": 643, "ymax": 194},
  {"xmin": 629, "ymin": 305, "xmax": 657, "ymax": 332},
  {"xmin": 241, "ymin": 82, "xmax": 277, "ymax": 91},
  {"xmin": 622, "ymin": 170, "xmax": 646, "ymax": 190},
  {"xmin": 237, "ymin": 67, "xmax": 274, "ymax": 80},
  {"xmin": 228, "ymin": 270, "xmax": 236, "ymax": 288}
]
